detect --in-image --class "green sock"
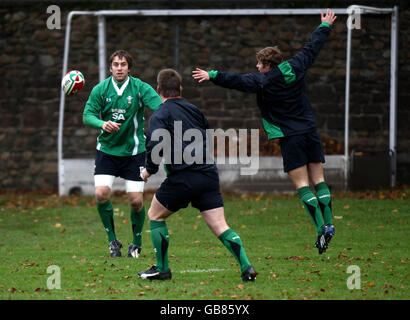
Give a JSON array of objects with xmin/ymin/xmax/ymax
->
[
  {"xmin": 150, "ymin": 220, "xmax": 169, "ymax": 272},
  {"xmin": 130, "ymin": 206, "xmax": 145, "ymax": 247},
  {"xmin": 315, "ymin": 182, "xmax": 333, "ymax": 225},
  {"xmin": 218, "ymin": 229, "xmax": 251, "ymax": 273},
  {"xmin": 97, "ymin": 200, "xmax": 116, "ymax": 243},
  {"xmin": 297, "ymin": 186, "xmax": 325, "ymax": 235}
]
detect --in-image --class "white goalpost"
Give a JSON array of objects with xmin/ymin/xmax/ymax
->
[{"xmin": 58, "ymin": 6, "xmax": 399, "ymax": 196}]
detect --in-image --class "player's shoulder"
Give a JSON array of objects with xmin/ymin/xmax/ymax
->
[
  {"xmin": 128, "ymin": 75, "xmax": 141, "ymax": 84},
  {"xmin": 166, "ymin": 97, "xmax": 199, "ymax": 112},
  {"xmin": 129, "ymin": 75, "xmax": 150, "ymax": 87},
  {"xmin": 91, "ymin": 76, "xmax": 112, "ymax": 93},
  {"xmin": 265, "ymin": 66, "xmax": 284, "ymax": 82},
  {"xmin": 150, "ymin": 103, "xmax": 170, "ymax": 123},
  {"xmin": 128, "ymin": 75, "xmax": 154, "ymax": 91}
]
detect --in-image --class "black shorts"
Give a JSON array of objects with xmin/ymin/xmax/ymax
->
[
  {"xmin": 94, "ymin": 150, "xmax": 145, "ymax": 181},
  {"xmin": 279, "ymin": 131, "xmax": 325, "ymax": 172},
  {"xmin": 155, "ymin": 169, "xmax": 224, "ymax": 212}
]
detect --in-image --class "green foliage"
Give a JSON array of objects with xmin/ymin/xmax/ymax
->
[{"xmin": 0, "ymin": 191, "xmax": 408, "ymax": 300}]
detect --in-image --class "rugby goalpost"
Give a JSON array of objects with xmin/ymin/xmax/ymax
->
[{"xmin": 58, "ymin": 5, "xmax": 399, "ymax": 196}]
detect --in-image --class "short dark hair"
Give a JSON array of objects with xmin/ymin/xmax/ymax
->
[
  {"xmin": 157, "ymin": 69, "xmax": 182, "ymax": 98},
  {"xmin": 256, "ymin": 46, "xmax": 283, "ymax": 67},
  {"xmin": 109, "ymin": 50, "xmax": 133, "ymax": 69}
]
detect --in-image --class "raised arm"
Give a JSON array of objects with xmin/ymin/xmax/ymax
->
[
  {"xmin": 192, "ymin": 68, "xmax": 262, "ymax": 93},
  {"xmin": 290, "ymin": 9, "xmax": 337, "ymax": 73}
]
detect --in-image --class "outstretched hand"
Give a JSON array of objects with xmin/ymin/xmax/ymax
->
[
  {"xmin": 192, "ymin": 68, "xmax": 210, "ymax": 83},
  {"xmin": 321, "ymin": 8, "xmax": 337, "ymax": 26}
]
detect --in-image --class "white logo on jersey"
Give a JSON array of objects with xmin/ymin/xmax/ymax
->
[
  {"xmin": 112, "ymin": 108, "xmax": 126, "ymax": 121},
  {"xmin": 112, "ymin": 113, "xmax": 125, "ymax": 121}
]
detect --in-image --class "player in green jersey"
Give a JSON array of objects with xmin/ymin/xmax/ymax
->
[{"xmin": 83, "ymin": 50, "xmax": 162, "ymax": 258}]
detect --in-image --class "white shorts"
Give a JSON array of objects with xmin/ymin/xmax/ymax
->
[{"xmin": 94, "ymin": 175, "xmax": 145, "ymax": 193}]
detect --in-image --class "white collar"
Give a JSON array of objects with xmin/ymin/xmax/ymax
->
[{"xmin": 111, "ymin": 76, "xmax": 130, "ymax": 96}]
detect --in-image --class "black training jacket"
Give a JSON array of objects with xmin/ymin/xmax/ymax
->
[
  {"xmin": 210, "ymin": 22, "xmax": 332, "ymax": 139},
  {"xmin": 145, "ymin": 97, "xmax": 217, "ymax": 175}
]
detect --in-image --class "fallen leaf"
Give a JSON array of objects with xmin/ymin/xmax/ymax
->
[{"xmin": 237, "ymin": 284, "xmax": 244, "ymax": 290}]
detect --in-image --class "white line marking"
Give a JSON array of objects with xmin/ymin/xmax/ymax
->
[{"xmin": 179, "ymin": 268, "xmax": 226, "ymax": 274}]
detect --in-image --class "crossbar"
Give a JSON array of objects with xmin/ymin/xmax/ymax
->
[{"xmin": 58, "ymin": 6, "xmax": 398, "ymax": 195}]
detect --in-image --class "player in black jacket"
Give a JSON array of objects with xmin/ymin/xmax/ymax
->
[
  {"xmin": 193, "ymin": 9, "xmax": 337, "ymax": 254},
  {"xmin": 138, "ymin": 69, "xmax": 257, "ymax": 281}
]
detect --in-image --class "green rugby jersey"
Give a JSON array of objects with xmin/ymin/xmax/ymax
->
[{"xmin": 83, "ymin": 75, "xmax": 162, "ymax": 156}]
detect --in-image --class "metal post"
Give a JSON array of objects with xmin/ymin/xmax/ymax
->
[
  {"xmin": 344, "ymin": 17, "xmax": 352, "ymax": 190},
  {"xmin": 58, "ymin": 11, "xmax": 95, "ymax": 196},
  {"xmin": 98, "ymin": 15, "xmax": 107, "ymax": 82},
  {"xmin": 174, "ymin": 18, "xmax": 180, "ymax": 72},
  {"xmin": 57, "ymin": 12, "xmax": 74, "ymax": 196},
  {"xmin": 389, "ymin": 6, "xmax": 399, "ymax": 187}
]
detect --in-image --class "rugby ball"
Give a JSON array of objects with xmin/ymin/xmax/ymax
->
[{"xmin": 61, "ymin": 70, "xmax": 85, "ymax": 95}]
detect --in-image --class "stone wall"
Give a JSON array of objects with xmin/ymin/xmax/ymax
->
[{"xmin": 0, "ymin": 0, "xmax": 409, "ymax": 191}]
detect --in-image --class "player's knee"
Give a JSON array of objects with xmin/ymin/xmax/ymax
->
[
  {"xmin": 147, "ymin": 208, "xmax": 163, "ymax": 221},
  {"xmin": 95, "ymin": 187, "xmax": 110, "ymax": 203},
  {"xmin": 147, "ymin": 208, "xmax": 156, "ymax": 220},
  {"xmin": 130, "ymin": 198, "xmax": 143, "ymax": 212}
]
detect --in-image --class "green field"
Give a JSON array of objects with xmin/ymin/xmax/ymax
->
[{"xmin": 0, "ymin": 190, "xmax": 408, "ymax": 300}]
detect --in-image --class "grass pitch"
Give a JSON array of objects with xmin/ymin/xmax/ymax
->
[{"xmin": 0, "ymin": 189, "xmax": 408, "ymax": 300}]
